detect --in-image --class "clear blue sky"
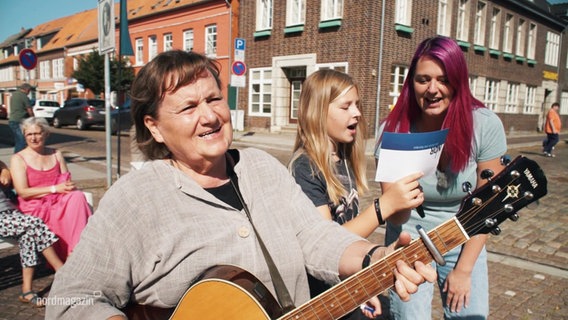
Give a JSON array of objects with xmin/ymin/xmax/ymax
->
[{"xmin": 0, "ymin": 1, "xmax": 111, "ymax": 43}]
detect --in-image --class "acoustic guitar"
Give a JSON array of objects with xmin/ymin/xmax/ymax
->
[{"xmin": 126, "ymin": 155, "xmax": 547, "ymax": 320}]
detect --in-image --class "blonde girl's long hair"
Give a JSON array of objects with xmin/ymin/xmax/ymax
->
[{"xmin": 289, "ymin": 69, "xmax": 368, "ymax": 204}]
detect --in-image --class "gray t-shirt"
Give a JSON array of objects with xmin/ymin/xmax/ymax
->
[{"xmin": 375, "ymin": 108, "xmax": 507, "ymax": 244}]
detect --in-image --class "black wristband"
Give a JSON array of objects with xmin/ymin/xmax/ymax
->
[
  {"xmin": 374, "ymin": 198, "xmax": 385, "ymax": 225},
  {"xmin": 362, "ymin": 245, "xmax": 384, "ymax": 269}
]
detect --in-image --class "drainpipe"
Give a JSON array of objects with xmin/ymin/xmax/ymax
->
[{"xmin": 374, "ymin": 0, "xmax": 386, "ymax": 140}]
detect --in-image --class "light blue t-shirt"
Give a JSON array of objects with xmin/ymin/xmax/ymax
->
[{"xmin": 374, "ymin": 108, "xmax": 507, "ymax": 244}]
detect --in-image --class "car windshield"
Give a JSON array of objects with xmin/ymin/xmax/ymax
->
[{"xmin": 88, "ymin": 100, "xmax": 105, "ymax": 108}]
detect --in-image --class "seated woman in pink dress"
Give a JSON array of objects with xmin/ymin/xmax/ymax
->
[{"xmin": 10, "ymin": 117, "xmax": 92, "ymax": 261}]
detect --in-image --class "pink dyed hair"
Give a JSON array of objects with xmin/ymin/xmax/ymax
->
[{"xmin": 383, "ymin": 36, "xmax": 485, "ymax": 172}]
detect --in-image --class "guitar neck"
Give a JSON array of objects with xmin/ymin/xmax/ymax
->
[{"xmin": 280, "ymin": 218, "xmax": 469, "ymax": 320}]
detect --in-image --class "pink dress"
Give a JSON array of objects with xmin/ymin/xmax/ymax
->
[{"xmin": 16, "ymin": 155, "xmax": 92, "ymax": 261}]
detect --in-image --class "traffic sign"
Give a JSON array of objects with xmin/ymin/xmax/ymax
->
[
  {"xmin": 19, "ymin": 49, "xmax": 38, "ymax": 70},
  {"xmin": 235, "ymin": 38, "xmax": 246, "ymax": 51},
  {"xmin": 232, "ymin": 61, "xmax": 247, "ymax": 76}
]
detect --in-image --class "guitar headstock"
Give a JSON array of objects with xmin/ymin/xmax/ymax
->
[{"xmin": 456, "ymin": 155, "xmax": 547, "ymax": 237}]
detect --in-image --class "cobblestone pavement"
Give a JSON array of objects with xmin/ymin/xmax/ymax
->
[{"xmin": 0, "ymin": 140, "xmax": 566, "ymax": 319}]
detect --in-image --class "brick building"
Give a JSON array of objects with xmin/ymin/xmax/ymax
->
[{"xmin": 238, "ymin": 0, "xmax": 567, "ymax": 136}]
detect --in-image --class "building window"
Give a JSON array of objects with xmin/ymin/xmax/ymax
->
[
  {"xmin": 256, "ymin": 0, "xmax": 273, "ymax": 31},
  {"xmin": 390, "ymin": 65, "xmax": 409, "ymax": 108},
  {"xmin": 148, "ymin": 35, "xmax": 158, "ymax": 61},
  {"xmin": 474, "ymin": 1, "xmax": 486, "ymax": 46},
  {"xmin": 505, "ymin": 83, "xmax": 519, "ymax": 113},
  {"xmin": 164, "ymin": 33, "xmax": 173, "ymax": 52},
  {"xmin": 205, "ymin": 24, "xmax": 217, "ymax": 57},
  {"xmin": 40, "ymin": 60, "xmax": 50, "ymax": 80},
  {"xmin": 52, "ymin": 58, "xmax": 64, "ymax": 79},
  {"xmin": 395, "ymin": 0, "xmax": 411, "ymax": 26},
  {"xmin": 456, "ymin": 0, "xmax": 470, "ymax": 41},
  {"xmin": 489, "ymin": 8, "xmax": 501, "ymax": 50},
  {"xmin": 469, "ymin": 76, "xmax": 478, "ymax": 98},
  {"xmin": 321, "ymin": 0, "xmax": 343, "ymax": 21},
  {"xmin": 527, "ymin": 23, "xmax": 536, "ymax": 60},
  {"xmin": 183, "ymin": 29, "xmax": 194, "ymax": 52},
  {"xmin": 503, "ymin": 14, "xmax": 513, "ymax": 53},
  {"xmin": 135, "ymin": 38, "xmax": 143, "ymax": 65},
  {"xmin": 249, "ymin": 68, "xmax": 272, "ymax": 116},
  {"xmin": 484, "ymin": 79, "xmax": 499, "ymax": 111},
  {"xmin": 524, "ymin": 86, "xmax": 536, "ymax": 114},
  {"xmin": 560, "ymin": 92, "xmax": 568, "ymax": 115},
  {"xmin": 287, "ymin": 0, "xmax": 305, "ymax": 26},
  {"xmin": 515, "ymin": 19, "xmax": 525, "ymax": 56},
  {"xmin": 73, "ymin": 57, "xmax": 79, "ymax": 71},
  {"xmin": 437, "ymin": 0, "xmax": 451, "ymax": 36},
  {"xmin": 545, "ymin": 31, "xmax": 560, "ymax": 67}
]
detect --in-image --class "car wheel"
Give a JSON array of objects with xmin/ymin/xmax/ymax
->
[
  {"xmin": 76, "ymin": 118, "xmax": 86, "ymax": 130},
  {"xmin": 53, "ymin": 117, "xmax": 62, "ymax": 128}
]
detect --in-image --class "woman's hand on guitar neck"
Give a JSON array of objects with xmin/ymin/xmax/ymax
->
[{"xmin": 381, "ymin": 232, "xmax": 437, "ymax": 301}]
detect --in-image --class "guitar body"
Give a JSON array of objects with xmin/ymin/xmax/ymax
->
[{"xmin": 169, "ymin": 265, "xmax": 281, "ymax": 320}]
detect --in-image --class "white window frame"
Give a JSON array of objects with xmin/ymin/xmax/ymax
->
[
  {"xmin": 287, "ymin": 0, "xmax": 306, "ymax": 26},
  {"xmin": 390, "ymin": 65, "xmax": 409, "ymax": 108},
  {"xmin": 524, "ymin": 86, "xmax": 536, "ymax": 114},
  {"xmin": 40, "ymin": 60, "xmax": 50, "ymax": 80},
  {"xmin": 515, "ymin": 19, "xmax": 526, "ymax": 56},
  {"xmin": 437, "ymin": 0, "xmax": 451, "ymax": 36},
  {"xmin": 503, "ymin": 14, "xmax": 513, "ymax": 53},
  {"xmin": 484, "ymin": 79, "xmax": 499, "ymax": 111},
  {"xmin": 469, "ymin": 76, "xmax": 478, "ymax": 98},
  {"xmin": 321, "ymin": 0, "xmax": 343, "ymax": 21},
  {"xmin": 52, "ymin": 58, "xmax": 64, "ymax": 79},
  {"xmin": 489, "ymin": 8, "xmax": 501, "ymax": 50},
  {"xmin": 474, "ymin": 1, "xmax": 486, "ymax": 46},
  {"xmin": 183, "ymin": 29, "xmax": 194, "ymax": 52},
  {"xmin": 560, "ymin": 92, "xmax": 568, "ymax": 115},
  {"xmin": 135, "ymin": 38, "xmax": 144, "ymax": 65},
  {"xmin": 256, "ymin": 0, "xmax": 273, "ymax": 31},
  {"xmin": 456, "ymin": 0, "xmax": 470, "ymax": 41},
  {"xmin": 148, "ymin": 35, "xmax": 158, "ymax": 61},
  {"xmin": 545, "ymin": 31, "xmax": 560, "ymax": 67},
  {"xmin": 205, "ymin": 24, "xmax": 217, "ymax": 57},
  {"xmin": 249, "ymin": 67, "xmax": 272, "ymax": 117},
  {"xmin": 527, "ymin": 23, "xmax": 536, "ymax": 60},
  {"xmin": 505, "ymin": 82, "xmax": 519, "ymax": 113},
  {"xmin": 163, "ymin": 33, "xmax": 173, "ymax": 52},
  {"xmin": 395, "ymin": 0, "xmax": 411, "ymax": 26}
]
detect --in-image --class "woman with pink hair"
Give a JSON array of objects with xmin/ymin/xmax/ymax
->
[{"xmin": 375, "ymin": 36, "xmax": 507, "ymax": 319}]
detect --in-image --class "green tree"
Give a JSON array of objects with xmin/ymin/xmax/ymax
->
[{"xmin": 72, "ymin": 50, "xmax": 134, "ymax": 98}]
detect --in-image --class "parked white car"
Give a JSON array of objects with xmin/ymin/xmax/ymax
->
[{"xmin": 32, "ymin": 100, "xmax": 61, "ymax": 123}]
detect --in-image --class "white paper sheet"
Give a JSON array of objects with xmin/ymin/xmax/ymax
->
[{"xmin": 375, "ymin": 129, "xmax": 449, "ymax": 182}]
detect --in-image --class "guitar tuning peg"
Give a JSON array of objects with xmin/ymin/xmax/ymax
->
[
  {"xmin": 509, "ymin": 213, "xmax": 519, "ymax": 221},
  {"xmin": 500, "ymin": 155, "xmax": 512, "ymax": 166},
  {"xmin": 480, "ymin": 169, "xmax": 494, "ymax": 181},
  {"xmin": 462, "ymin": 181, "xmax": 472, "ymax": 194},
  {"xmin": 490, "ymin": 227, "xmax": 502, "ymax": 235}
]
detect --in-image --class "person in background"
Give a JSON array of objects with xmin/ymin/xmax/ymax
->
[
  {"xmin": 289, "ymin": 69, "xmax": 425, "ymax": 319},
  {"xmin": 543, "ymin": 102, "xmax": 561, "ymax": 158},
  {"xmin": 46, "ymin": 50, "xmax": 435, "ymax": 320},
  {"xmin": 375, "ymin": 36, "xmax": 507, "ymax": 319},
  {"xmin": 0, "ymin": 160, "xmax": 64, "ymax": 307},
  {"xmin": 8, "ymin": 83, "xmax": 34, "ymax": 153},
  {"xmin": 10, "ymin": 117, "xmax": 92, "ymax": 261}
]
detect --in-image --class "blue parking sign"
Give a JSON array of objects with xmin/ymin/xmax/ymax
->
[{"xmin": 235, "ymin": 38, "xmax": 246, "ymax": 51}]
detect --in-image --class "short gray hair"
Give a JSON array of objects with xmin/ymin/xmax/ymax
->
[{"xmin": 21, "ymin": 117, "xmax": 50, "ymax": 135}]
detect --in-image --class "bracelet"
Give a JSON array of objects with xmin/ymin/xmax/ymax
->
[
  {"xmin": 362, "ymin": 245, "xmax": 384, "ymax": 269},
  {"xmin": 50, "ymin": 185, "xmax": 56, "ymax": 194},
  {"xmin": 374, "ymin": 198, "xmax": 385, "ymax": 225}
]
